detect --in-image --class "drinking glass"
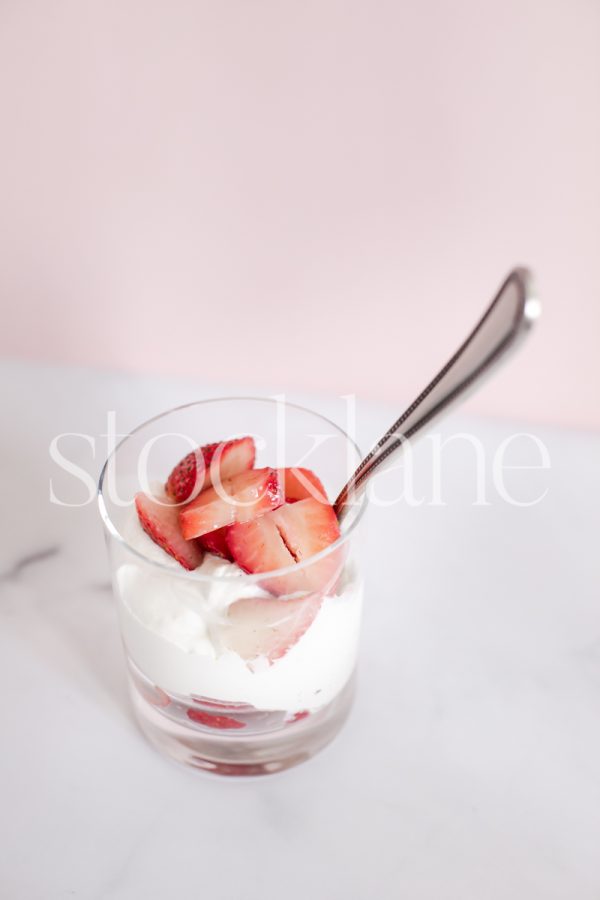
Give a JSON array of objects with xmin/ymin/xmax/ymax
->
[{"xmin": 98, "ymin": 398, "xmax": 367, "ymax": 775}]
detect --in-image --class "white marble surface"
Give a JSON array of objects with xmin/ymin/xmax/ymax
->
[{"xmin": 1, "ymin": 359, "xmax": 600, "ymax": 899}]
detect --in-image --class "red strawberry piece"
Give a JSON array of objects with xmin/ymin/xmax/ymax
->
[
  {"xmin": 179, "ymin": 468, "xmax": 282, "ymax": 540},
  {"xmin": 290, "ymin": 710, "xmax": 310, "ymax": 723},
  {"xmin": 227, "ymin": 512, "xmax": 294, "ymax": 576},
  {"xmin": 222, "ymin": 592, "xmax": 323, "ymax": 662},
  {"xmin": 227, "ymin": 498, "xmax": 343, "ymax": 596},
  {"xmin": 138, "ymin": 683, "xmax": 170, "ymax": 708},
  {"xmin": 165, "ymin": 436, "xmax": 255, "ymax": 503},
  {"xmin": 278, "ymin": 468, "xmax": 328, "ymax": 503},
  {"xmin": 134, "ymin": 493, "xmax": 204, "ymax": 570},
  {"xmin": 186, "ymin": 708, "xmax": 246, "ymax": 729},
  {"xmin": 273, "ymin": 498, "xmax": 340, "ymax": 562},
  {"xmin": 198, "ymin": 526, "xmax": 233, "ymax": 561}
]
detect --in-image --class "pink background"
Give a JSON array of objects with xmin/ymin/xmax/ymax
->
[{"xmin": 1, "ymin": 0, "xmax": 599, "ymax": 428}]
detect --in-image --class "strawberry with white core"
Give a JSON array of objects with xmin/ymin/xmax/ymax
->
[
  {"xmin": 134, "ymin": 493, "xmax": 204, "ymax": 571},
  {"xmin": 179, "ymin": 468, "xmax": 282, "ymax": 539},
  {"xmin": 226, "ymin": 498, "xmax": 343, "ymax": 596},
  {"xmin": 165, "ymin": 436, "xmax": 255, "ymax": 503}
]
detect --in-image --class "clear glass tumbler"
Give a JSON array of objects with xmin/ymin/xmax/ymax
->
[{"xmin": 98, "ymin": 398, "xmax": 366, "ymax": 775}]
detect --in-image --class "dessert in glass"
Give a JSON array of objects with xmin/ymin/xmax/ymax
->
[{"xmin": 98, "ymin": 398, "xmax": 366, "ymax": 775}]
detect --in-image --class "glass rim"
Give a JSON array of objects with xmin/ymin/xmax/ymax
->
[{"xmin": 97, "ymin": 396, "xmax": 368, "ymax": 584}]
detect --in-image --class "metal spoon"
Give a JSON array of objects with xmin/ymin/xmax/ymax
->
[{"xmin": 334, "ymin": 267, "xmax": 540, "ymax": 521}]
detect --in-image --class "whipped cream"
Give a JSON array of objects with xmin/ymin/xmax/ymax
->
[{"xmin": 115, "ymin": 514, "xmax": 363, "ymax": 712}]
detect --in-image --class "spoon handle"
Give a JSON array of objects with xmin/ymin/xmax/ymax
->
[{"xmin": 334, "ymin": 267, "xmax": 539, "ymax": 520}]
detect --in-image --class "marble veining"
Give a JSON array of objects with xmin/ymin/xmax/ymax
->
[{"xmin": 1, "ymin": 545, "xmax": 60, "ymax": 582}]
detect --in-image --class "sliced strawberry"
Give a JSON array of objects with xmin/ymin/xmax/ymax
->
[
  {"xmin": 273, "ymin": 499, "xmax": 340, "ymax": 562},
  {"xmin": 222, "ymin": 592, "xmax": 323, "ymax": 662},
  {"xmin": 199, "ymin": 526, "xmax": 233, "ymax": 561},
  {"xmin": 134, "ymin": 493, "xmax": 204, "ymax": 570},
  {"xmin": 131, "ymin": 670, "xmax": 171, "ymax": 708},
  {"xmin": 165, "ymin": 451, "xmax": 198, "ymax": 503},
  {"xmin": 165, "ymin": 436, "xmax": 255, "ymax": 503},
  {"xmin": 278, "ymin": 467, "xmax": 328, "ymax": 503},
  {"xmin": 139, "ymin": 683, "xmax": 171, "ymax": 708},
  {"xmin": 186, "ymin": 708, "xmax": 246, "ymax": 729},
  {"xmin": 227, "ymin": 498, "xmax": 343, "ymax": 596},
  {"xmin": 227, "ymin": 512, "xmax": 294, "ymax": 575},
  {"xmin": 179, "ymin": 468, "xmax": 282, "ymax": 539}
]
